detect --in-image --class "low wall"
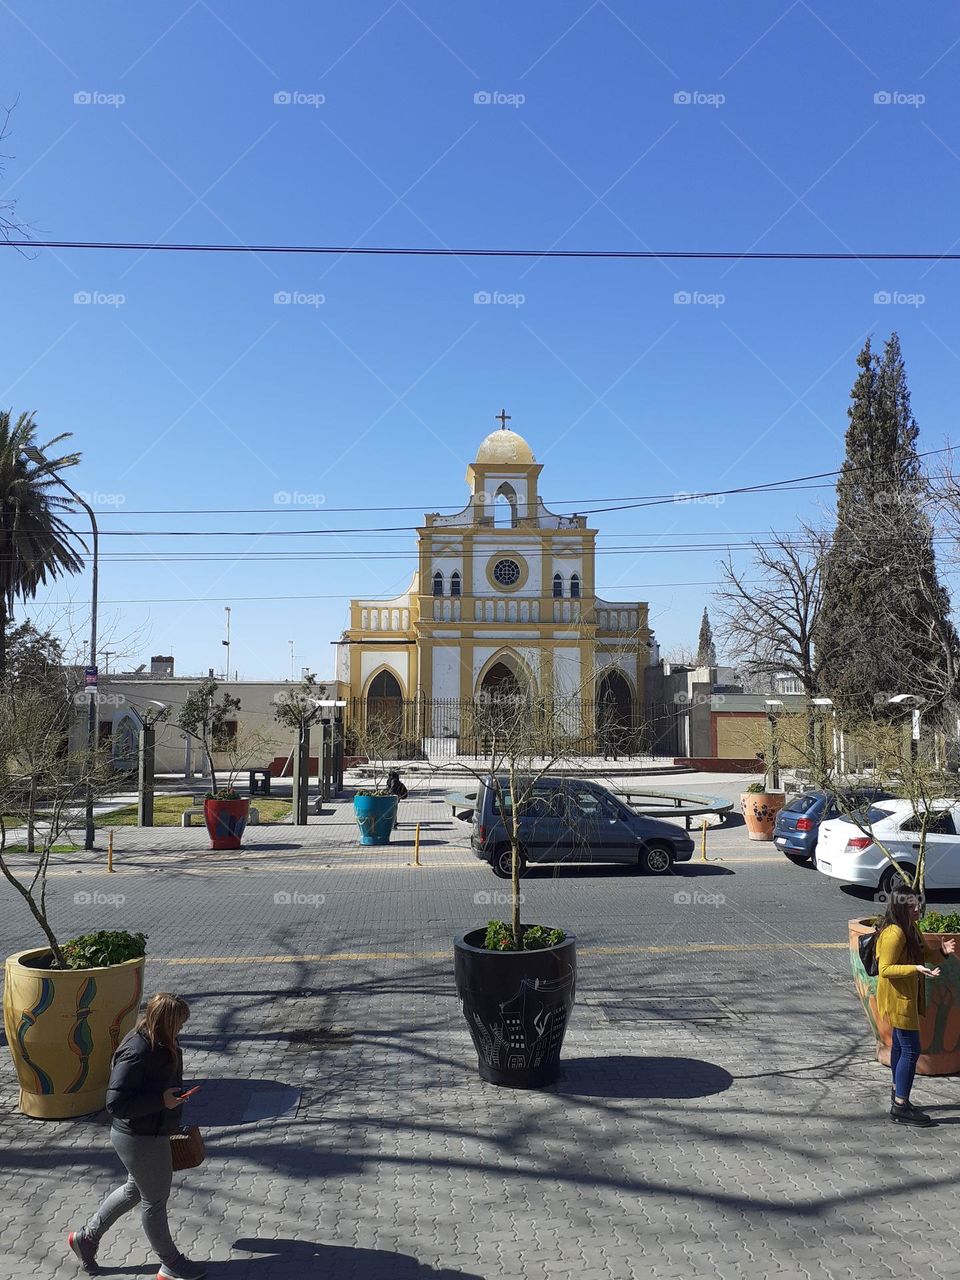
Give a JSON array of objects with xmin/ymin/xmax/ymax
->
[{"xmin": 673, "ymin": 756, "xmax": 763, "ymax": 773}]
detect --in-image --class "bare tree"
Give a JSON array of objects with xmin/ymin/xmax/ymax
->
[
  {"xmin": 0, "ymin": 102, "xmax": 32, "ymax": 249},
  {"xmin": 716, "ymin": 527, "xmax": 829, "ymax": 747}
]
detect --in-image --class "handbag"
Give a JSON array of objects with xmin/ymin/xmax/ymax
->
[
  {"xmin": 170, "ymin": 1125, "xmax": 205, "ymax": 1171},
  {"xmin": 858, "ymin": 929, "xmax": 880, "ymax": 978}
]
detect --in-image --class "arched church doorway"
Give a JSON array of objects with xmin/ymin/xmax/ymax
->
[
  {"xmin": 596, "ymin": 670, "xmax": 634, "ymax": 757},
  {"xmin": 474, "ymin": 656, "xmax": 532, "ymax": 748},
  {"xmin": 365, "ymin": 669, "xmax": 404, "ymax": 750},
  {"xmin": 479, "ymin": 660, "xmax": 526, "ymax": 699}
]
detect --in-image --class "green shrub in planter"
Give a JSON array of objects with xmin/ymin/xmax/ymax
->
[
  {"xmin": 484, "ymin": 920, "xmax": 565, "ymax": 952},
  {"xmin": 61, "ymin": 930, "xmax": 147, "ymax": 970},
  {"xmin": 745, "ymin": 782, "xmax": 767, "ymax": 794},
  {"xmin": 919, "ymin": 911, "xmax": 960, "ymax": 934}
]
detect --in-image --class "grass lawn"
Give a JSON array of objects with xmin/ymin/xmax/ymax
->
[
  {"xmin": 4, "ymin": 844, "xmax": 81, "ymax": 854},
  {"xmin": 96, "ymin": 795, "xmax": 292, "ymax": 827}
]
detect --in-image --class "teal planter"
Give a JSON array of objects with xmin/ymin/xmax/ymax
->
[{"xmin": 354, "ymin": 794, "xmax": 398, "ymax": 845}]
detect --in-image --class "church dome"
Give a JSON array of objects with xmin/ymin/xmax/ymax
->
[{"xmin": 475, "ymin": 428, "xmax": 535, "ymax": 465}]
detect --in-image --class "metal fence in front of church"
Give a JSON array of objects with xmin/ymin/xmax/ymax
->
[{"xmin": 346, "ymin": 697, "xmax": 685, "ymax": 762}]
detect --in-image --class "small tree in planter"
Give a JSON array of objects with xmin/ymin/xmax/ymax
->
[
  {"xmin": 348, "ymin": 711, "xmax": 403, "ymax": 845},
  {"xmin": 449, "ymin": 687, "xmax": 582, "ymax": 1088},
  {"xmin": 176, "ymin": 677, "xmax": 255, "ymax": 849},
  {"xmin": 176, "ymin": 676, "xmax": 241, "ymax": 798},
  {"xmin": 0, "ymin": 673, "xmax": 147, "ymax": 1117}
]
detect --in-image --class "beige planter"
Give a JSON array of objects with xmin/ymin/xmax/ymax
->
[
  {"xmin": 849, "ymin": 918, "xmax": 960, "ymax": 1076},
  {"xmin": 2, "ymin": 948, "xmax": 145, "ymax": 1119},
  {"xmin": 740, "ymin": 791, "xmax": 785, "ymax": 841}
]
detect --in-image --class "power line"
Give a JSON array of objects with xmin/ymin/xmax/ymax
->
[
  {"xmin": 35, "ymin": 580, "xmax": 734, "ymax": 605},
  {"xmin": 60, "ymin": 448, "xmax": 956, "ymax": 526},
  {"xmin": 5, "ymin": 239, "xmax": 960, "ymax": 261}
]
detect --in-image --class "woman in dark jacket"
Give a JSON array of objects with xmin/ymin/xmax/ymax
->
[{"xmin": 68, "ymin": 993, "xmax": 205, "ymax": 1280}]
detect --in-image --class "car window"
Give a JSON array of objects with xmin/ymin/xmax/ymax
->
[
  {"xmin": 784, "ymin": 794, "xmax": 820, "ymax": 814},
  {"xmin": 856, "ymin": 805, "xmax": 894, "ymax": 825},
  {"xmin": 494, "ymin": 784, "xmax": 563, "ymax": 819},
  {"xmin": 568, "ymin": 788, "xmax": 602, "ymax": 817},
  {"xmin": 901, "ymin": 811, "xmax": 956, "ymax": 836}
]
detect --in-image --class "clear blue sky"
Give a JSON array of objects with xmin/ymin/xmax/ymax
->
[{"xmin": 4, "ymin": 3, "xmax": 960, "ymax": 677}]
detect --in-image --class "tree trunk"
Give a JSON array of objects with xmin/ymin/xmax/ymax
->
[
  {"xmin": 26, "ymin": 774, "xmax": 36, "ymax": 854},
  {"xmin": 0, "ymin": 598, "xmax": 7, "ymax": 683}
]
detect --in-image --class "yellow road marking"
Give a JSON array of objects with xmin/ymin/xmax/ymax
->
[{"xmin": 156, "ymin": 940, "xmax": 847, "ymax": 965}]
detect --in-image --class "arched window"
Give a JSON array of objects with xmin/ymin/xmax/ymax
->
[
  {"xmin": 433, "ymin": 571, "xmax": 444, "ymax": 597},
  {"xmin": 570, "ymin": 574, "xmax": 581, "ymax": 599},
  {"xmin": 450, "ymin": 571, "xmax": 461, "ymax": 597},
  {"xmin": 494, "ymin": 483, "xmax": 518, "ymax": 528},
  {"xmin": 552, "ymin": 573, "xmax": 563, "ymax": 598}
]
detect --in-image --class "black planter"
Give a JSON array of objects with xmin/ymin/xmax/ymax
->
[{"xmin": 454, "ymin": 927, "xmax": 577, "ymax": 1088}]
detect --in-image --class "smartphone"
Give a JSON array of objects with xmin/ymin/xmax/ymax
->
[{"xmin": 176, "ymin": 1086, "xmax": 201, "ymax": 1100}]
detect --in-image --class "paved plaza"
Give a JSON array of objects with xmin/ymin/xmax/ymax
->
[{"xmin": 3, "ymin": 774, "xmax": 960, "ymax": 1279}]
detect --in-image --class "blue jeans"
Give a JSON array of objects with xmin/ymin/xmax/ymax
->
[{"xmin": 891, "ymin": 1028, "xmax": 921, "ymax": 1102}]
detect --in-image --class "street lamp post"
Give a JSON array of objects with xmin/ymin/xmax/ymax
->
[
  {"xmin": 222, "ymin": 606, "xmax": 231, "ymax": 680},
  {"xmin": 24, "ymin": 447, "xmax": 98, "ymax": 850},
  {"xmin": 888, "ymin": 693, "xmax": 925, "ymax": 764}
]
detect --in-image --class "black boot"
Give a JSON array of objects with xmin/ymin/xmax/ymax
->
[{"xmin": 891, "ymin": 1099, "xmax": 933, "ymax": 1126}]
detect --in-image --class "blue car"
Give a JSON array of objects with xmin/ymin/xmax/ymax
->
[{"xmin": 773, "ymin": 788, "xmax": 894, "ymax": 863}]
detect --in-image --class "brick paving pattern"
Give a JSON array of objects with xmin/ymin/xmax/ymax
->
[{"xmin": 2, "ymin": 772, "xmax": 958, "ymax": 1278}]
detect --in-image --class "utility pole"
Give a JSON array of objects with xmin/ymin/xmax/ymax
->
[{"xmin": 289, "ymin": 640, "xmax": 295, "ymax": 681}]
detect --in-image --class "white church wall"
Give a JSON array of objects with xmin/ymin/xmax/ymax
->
[
  {"xmin": 471, "ymin": 536, "xmax": 544, "ymax": 596},
  {"xmin": 432, "ymin": 646, "xmax": 461, "ymax": 700},
  {"xmin": 553, "ymin": 646, "xmax": 583, "ymax": 700},
  {"xmin": 360, "ymin": 649, "xmax": 409, "ymax": 693}
]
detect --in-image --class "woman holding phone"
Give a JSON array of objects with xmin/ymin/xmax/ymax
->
[
  {"xmin": 68, "ymin": 993, "xmax": 205, "ymax": 1280},
  {"xmin": 876, "ymin": 890, "xmax": 955, "ymax": 1126}
]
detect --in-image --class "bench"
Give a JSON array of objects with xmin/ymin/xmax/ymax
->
[
  {"xmin": 446, "ymin": 790, "xmax": 477, "ymax": 821},
  {"xmin": 614, "ymin": 790, "xmax": 734, "ymax": 830},
  {"xmin": 248, "ymin": 767, "xmax": 272, "ymax": 795},
  {"xmin": 181, "ymin": 806, "xmax": 260, "ymax": 828}
]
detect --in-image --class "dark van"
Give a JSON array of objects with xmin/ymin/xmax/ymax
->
[{"xmin": 470, "ymin": 775, "xmax": 695, "ymax": 877}]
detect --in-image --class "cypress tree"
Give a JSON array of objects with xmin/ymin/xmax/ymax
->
[
  {"xmin": 696, "ymin": 607, "xmax": 717, "ymax": 667},
  {"xmin": 819, "ymin": 333, "xmax": 956, "ymax": 721}
]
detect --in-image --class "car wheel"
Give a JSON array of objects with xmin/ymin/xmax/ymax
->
[
  {"xmin": 786, "ymin": 852, "xmax": 813, "ymax": 865},
  {"xmin": 639, "ymin": 842, "xmax": 674, "ymax": 875},
  {"xmin": 878, "ymin": 864, "xmax": 917, "ymax": 898},
  {"xmin": 492, "ymin": 846, "xmax": 526, "ymax": 879}
]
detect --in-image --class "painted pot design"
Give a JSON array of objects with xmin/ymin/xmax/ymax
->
[
  {"xmin": 454, "ymin": 928, "xmax": 576, "ymax": 1088},
  {"xmin": 2, "ymin": 948, "xmax": 145, "ymax": 1118},
  {"xmin": 353, "ymin": 794, "xmax": 398, "ymax": 845},
  {"xmin": 849, "ymin": 919, "xmax": 960, "ymax": 1076},
  {"xmin": 740, "ymin": 792, "xmax": 785, "ymax": 841},
  {"xmin": 203, "ymin": 797, "xmax": 250, "ymax": 850}
]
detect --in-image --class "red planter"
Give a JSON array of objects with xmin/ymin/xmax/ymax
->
[{"xmin": 203, "ymin": 797, "xmax": 250, "ymax": 850}]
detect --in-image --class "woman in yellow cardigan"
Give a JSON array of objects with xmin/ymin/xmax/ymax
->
[{"xmin": 876, "ymin": 890, "xmax": 955, "ymax": 1126}]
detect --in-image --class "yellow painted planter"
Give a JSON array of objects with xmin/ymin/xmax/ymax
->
[{"xmin": 2, "ymin": 948, "xmax": 145, "ymax": 1119}]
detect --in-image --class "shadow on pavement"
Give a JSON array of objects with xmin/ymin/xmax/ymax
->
[
  {"xmin": 187, "ymin": 1078, "xmax": 301, "ymax": 1127},
  {"xmin": 555, "ymin": 1054, "xmax": 734, "ymax": 1099},
  {"xmin": 520, "ymin": 862, "xmax": 734, "ymax": 880},
  {"xmin": 232, "ymin": 1238, "xmax": 484, "ymax": 1278}
]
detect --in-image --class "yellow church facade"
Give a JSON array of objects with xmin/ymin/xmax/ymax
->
[{"xmin": 337, "ymin": 420, "xmax": 651, "ymax": 749}]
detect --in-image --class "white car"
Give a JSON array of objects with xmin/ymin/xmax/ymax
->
[{"xmin": 816, "ymin": 798, "xmax": 960, "ymax": 894}]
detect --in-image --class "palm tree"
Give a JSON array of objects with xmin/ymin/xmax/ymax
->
[{"xmin": 0, "ymin": 410, "xmax": 84, "ymax": 679}]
